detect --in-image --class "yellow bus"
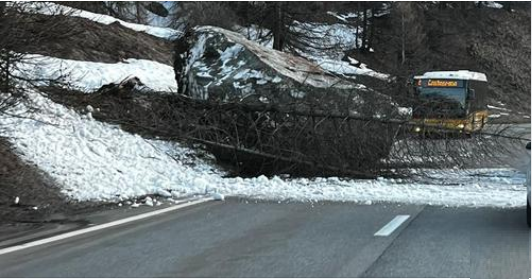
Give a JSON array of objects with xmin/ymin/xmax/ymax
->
[{"xmin": 411, "ymin": 70, "xmax": 488, "ymax": 134}]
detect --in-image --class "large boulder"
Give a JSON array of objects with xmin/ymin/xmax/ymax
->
[
  {"xmin": 175, "ymin": 26, "xmax": 399, "ymax": 177},
  {"xmin": 177, "ymin": 26, "xmax": 396, "ymax": 117}
]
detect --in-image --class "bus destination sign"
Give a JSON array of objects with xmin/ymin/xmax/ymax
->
[{"xmin": 426, "ymin": 79, "xmax": 462, "ymax": 87}]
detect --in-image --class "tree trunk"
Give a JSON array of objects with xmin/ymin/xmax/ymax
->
[
  {"xmin": 361, "ymin": 3, "xmax": 368, "ymax": 51},
  {"xmin": 368, "ymin": 8, "xmax": 375, "ymax": 51},
  {"xmin": 135, "ymin": 2, "xmax": 142, "ymax": 24},
  {"xmin": 355, "ymin": 2, "xmax": 361, "ymax": 50},
  {"xmin": 401, "ymin": 12, "xmax": 406, "ymax": 65},
  {"xmin": 272, "ymin": 2, "xmax": 285, "ymax": 51}
]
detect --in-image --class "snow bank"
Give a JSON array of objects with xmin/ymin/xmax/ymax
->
[
  {"xmin": 14, "ymin": 54, "xmax": 177, "ymax": 92},
  {"xmin": 16, "ymin": 1, "xmax": 180, "ymax": 39},
  {"xmin": 0, "ymin": 91, "xmax": 526, "ymax": 208}
]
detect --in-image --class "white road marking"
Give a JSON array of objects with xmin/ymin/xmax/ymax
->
[
  {"xmin": 0, "ymin": 196, "xmax": 214, "ymax": 256},
  {"xmin": 374, "ymin": 215, "xmax": 410, "ymax": 237}
]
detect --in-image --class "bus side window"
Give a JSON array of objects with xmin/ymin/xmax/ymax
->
[{"xmin": 468, "ymin": 88, "xmax": 476, "ymax": 100}]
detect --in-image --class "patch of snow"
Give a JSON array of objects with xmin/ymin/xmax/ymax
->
[
  {"xmin": 144, "ymin": 196, "xmax": 154, "ymax": 207},
  {"xmin": 487, "ymin": 105, "xmax": 512, "ymax": 112},
  {"xmin": 156, "ymin": 189, "xmax": 172, "ymax": 198},
  {"xmin": 16, "ymin": 1, "xmax": 180, "ymax": 39},
  {"xmin": 14, "ymin": 54, "xmax": 176, "ymax": 92},
  {"xmin": 475, "ymin": 1, "xmax": 504, "ymax": 9},
  {"xmin": 291, "ymin": 20, "xmax": 360, "ymax": 60},
  {"xmin": 398, "ymin": 107, "xmax": 413, "ymax": 116},
  {"xmin": 374, "ymin": 3, "xmax": 392, "ymax": 17},
  {"xmin": 327, "ymin": 11, "xmax": 359, "ymax": 23}
]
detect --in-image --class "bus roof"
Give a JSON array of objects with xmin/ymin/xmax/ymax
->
[{"xmin": 414, "ymin": 70, "xmax": 487, "ymax": 82}]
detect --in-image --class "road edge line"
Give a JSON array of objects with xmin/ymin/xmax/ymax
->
[{"xmin": 0, "ymin": 196, "xmax": 215, "ymax": 256}]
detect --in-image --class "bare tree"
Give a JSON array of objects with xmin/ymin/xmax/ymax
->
[
  {"xmin": 167, "ymin": 2, "xmax": 239, "ymax": 31},
  {"xmin": 0, "ymin": 2, "xmax": 78, "ymax": 117}
]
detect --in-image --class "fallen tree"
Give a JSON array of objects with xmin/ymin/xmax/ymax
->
[{"xmin": 172, "ymin": 26, "xmax": 403, "ymax": 177}]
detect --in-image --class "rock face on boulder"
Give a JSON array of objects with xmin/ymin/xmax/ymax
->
[
  {"xmin": 177, "ymin": 26, "xmax": 394, "ymax": 118},
  {"xmin": 175, "ymin": 26, "xmax": 399, "ymax": 177}
]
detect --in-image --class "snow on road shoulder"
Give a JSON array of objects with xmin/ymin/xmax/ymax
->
[
  {"xmin": 218, "ymin": 169, "xmax": 526, "ymax": 208},
  {"xmin": 16, "ymin": 1, "xmax": 180, "ymax": 40},
  {"xmin": 15, "ymin": 54, "xmax": 177, "ymax": 92},
  {"xmin": 0, "ymin": 90, "xmax": 526, "ymax": 208}
]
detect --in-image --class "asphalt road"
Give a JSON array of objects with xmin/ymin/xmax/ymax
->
[{"xmin": 0, "ymin": 199, "xmax": 529, "ymax": 278}]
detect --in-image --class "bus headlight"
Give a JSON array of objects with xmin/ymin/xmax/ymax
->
[{"xmin": 414, "ymin": 127, "xmax": 421, "ymax": 133}]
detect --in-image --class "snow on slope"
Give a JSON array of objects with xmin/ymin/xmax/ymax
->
[
  {"xmin": 14, "ymin": 54, "xmax": 177, "ymax": 92},
  {"xmin": 0, "ymin": 90, "xmax": 526, "ymax": 207},
  {"xmin": 16, "ymin": 1, "xmax": 180, "ymax": 39},
  {"xmin": 235, "ymin": 25, "xmax": 390, "ymax": 82}
]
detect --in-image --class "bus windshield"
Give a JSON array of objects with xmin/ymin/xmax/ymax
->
[
  {"xmin": 418, "ymin": 87, "xmax": 467, "ymax": 108},
  {"xmin": 413, "ymin": 79, "xmax": 468, "ymax": 118}
]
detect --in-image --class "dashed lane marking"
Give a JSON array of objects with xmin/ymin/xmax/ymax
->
[{"xmin": 374, "ymin": 215, "xmax": 410, "ymax": 237}]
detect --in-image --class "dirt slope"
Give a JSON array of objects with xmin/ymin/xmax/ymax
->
[{"xmin": 11, "ymin": 13, "xmax": 173, "ymax": 65}]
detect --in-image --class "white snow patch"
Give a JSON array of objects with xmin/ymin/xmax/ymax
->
[
  {"xmin": 487, "ymin": 105, "xmax": 512, "ymax": 112},
  {"xmin": 398, "ymin": 107, "xmax": 413, "ymax": 116},
  {"xmin": 327, "ymin": 11, "xmax": 359, "ymax": 23},
  {"xmin": 144, "ymin": 197, "xmax": 154, "ymax": 207},
  {"xmin": 212, "ymin": 193, "xmax": 225, "ymax": 201},
  {"xmin": 476, "ymin": 1, "xmax": 504, "ymax": 9},
  {"xmin": 14, "ymin": 54, "xmax": 176, "ymax": 92},
  {"xmin": 16, "ymin": 1, "xmax": 180, "ymax": 39}
]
